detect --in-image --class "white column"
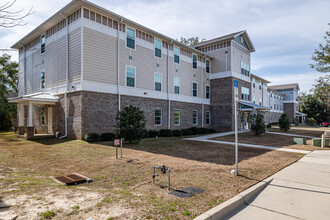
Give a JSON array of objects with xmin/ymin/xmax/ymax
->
[
  {"xmin": 28, "ymin": 102, "xmax": 33, "ymax": 127},
  {"xmin": 19, "ymin": 104, "xmax": 24, "ymax": 126}
]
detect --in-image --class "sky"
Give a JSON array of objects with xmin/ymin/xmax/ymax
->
[{"xmin": 1, "ymin": 0, "xmax": 329, "ymax": 93}]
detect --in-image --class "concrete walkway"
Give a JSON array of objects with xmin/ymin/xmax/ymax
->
[
  {"xmin": 227, "ymin": 150, "xmax": 330, "ymax": 220},
  {"xmin": 267, "ymin": 131, "xmax": 318, "ymax": 139},
  {"xmin": 185, "ymin": 131, "xmax": 311, "ymax": 154}
]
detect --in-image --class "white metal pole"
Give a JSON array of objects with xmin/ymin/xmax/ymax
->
[{"xmin": 235, "ymin": 97, "xmax": 238, "ymax": 176}]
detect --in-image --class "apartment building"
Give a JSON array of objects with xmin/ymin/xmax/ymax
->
[{"xmin": 9, "ymin": 0, "xmax": 302, "ymax": 139}]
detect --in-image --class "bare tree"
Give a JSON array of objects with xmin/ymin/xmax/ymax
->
[{"xmin": 0, "ymin": 0, "xmax": 33, "ymax": 28}]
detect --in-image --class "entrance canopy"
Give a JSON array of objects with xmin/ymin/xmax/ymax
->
[
  {"xmin": 239, "ymin": 101, "xmax": 269, "ymax": 111},
  {"xmin": 9, "ymin": 92, "xmax": 59, "ymax": 105}
]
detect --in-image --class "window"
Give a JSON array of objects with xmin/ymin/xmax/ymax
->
[
  {"xmin": 259, "ymin": 97, "xmax": 262, "ymax": 105},
  {"xmin": 193, "ymin": 110, "xmax": 198, "ymax": 125},
  {"xmin": 126, "ymin": 28, "xmax": 135, "ymax": 49},
  {"xmin": 154, "ymin": 73, "xmax": 162, "ymax": 91},
  {"xmin": 192, "ymin": 54, "xmax": 197, "ymax": 69},
  {"xmin": 40, "ymin": 71, "xmax": 45, "ymax": 89},
  {"xmin": 41, "ymin": 108, "xmax": 45, "ymax": 126},
  {"xmin": 274, "ymin": 104, "xmax": 276, "ymax": 109},
  {"xmin": 126, "ymin": 66, "xmax": 135, "ymax": 87},
  {"xmin": 253, "ymin": 79, "xmax": 255, "ymax": 88},
  {"xmin": 241, "ymin": 62, "xmax": 250, "ymax": 76},
  {"xmin": 206, "ymin": 60, "xmax": 210, "ymax": 73},
  {"xmin": 259, "ymin": 82, "xmax": 262, "ymax": 90},
  {"xmin": 206, "ymin": 111, "xmax": 210, "ymax": 125},
  {"xmin": 155, "ymin": 108, "xmax": 162, "ymax": 125},
  {"xmin": 174, "ymin": 109, "xmax": 180, "ymax": 125},
  {"xmin": 41, "ymin": 34, "xmax": 45, "ymax": 53},
  {"xmin": 206, "ymin": 85, "xmax": 210, "ymax": 99},
  {"xmin": 253, "ymin": 96, "xmax": 255, "ymax": 104},
  {"xmin": 241, "ymin": 87, "xmax": 250, "ymax": 100},
  {"xmin": 174, "ymin": 77, "xmax": 180, "ymax": 94},
  {"xmin": 155, "ymin": 39, "xmax": 162, "ymax": 58},
  {"xmin": 192, "ymin": 82, "xmax": 197, "ymax": 97},
  {"xmin": 174, "ymin": 46, "xmax": 180, "ymax": 64}
]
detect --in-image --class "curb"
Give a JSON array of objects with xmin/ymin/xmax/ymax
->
[{"xmin": 194, "ymin": 177, "xmax": 273, "ymax": 220}]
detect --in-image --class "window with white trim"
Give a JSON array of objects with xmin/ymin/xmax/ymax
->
[
  {"xmin": 174, "ymin": 109, "xmax": 180, "ymax": 125},
  {"xmin": 206, "ymin": 85, "xmax": 210, "ymax": 99},
  {"xmin": 259, "ymin": 97, "xmax": 262, "ymax": 105},
  {"xmin": 253, "ymin": 96, "xmax": 255, "ymax": 104},
  {"xmin": 41, "ymin": 107, "xmax": 45, "ymax": 125},
  {"xmin": 241, "ymin": 62, "xmax": 250, "ymax": 76},
  {"xmin": 41, "ymin": 34, "xmax": 45, "ymax": 53},
  {"xmin": 206, "ymin": 111, "xmax": 210, "ymax": 125},
  {"xmin": 253, "ymin": 78, "xmax": 255, "ymax": 88},
  {"xmin": 126, "ymin": 66, "xmax": 135, "ymax": 87},
  {"xmin": 154, "ymin": 73, "xmax": 162, "ymax": 91},
  {"xmin": 206, "ymin": 60, "xmax": 210, "ymax": 73},
  {"xmin": 192, "ymin": 82, "xmax": 197, "ymax": 97},
  {"xmin": 174, "ymin": 46, "xmax": 180, "ymax": 64},
  {"xmin": 126, "ymin": 28, "xmax": 135, "ymax": 49},
  {"xmin": 193, "ymin": 110, "xmax": 198, "ymax": 125},
  {"xmin": 40, "ymin": 71, "xmax": 45, "ymax": 89},
  {"xmin": 155, "ymin": 108, "xmax": 162, "ymax": 125},
  {"xmin": 174, "ymin": 77, "xmax": 180, "ymax": 94},
  {"xmin": 192, "ymin": 54, "xmax": 197, "ymax": 69},
  {"xmin": 155, "ymin": 39, "xmax": 162, "ymax": 58},
  {"xmin": 241, "ymin": 87, "xmax": 250, "ymax": 100}
]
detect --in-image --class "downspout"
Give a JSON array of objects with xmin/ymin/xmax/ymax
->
[
  {"xmin": 59, "ymin": 12, "xmax": 68, "ymax": 139},
  {"xmin": 201, "ymin": 56, "xmax": 204, "ymax": 127},
  {"xmin": 167, "ymin": 41, "xmax": 172, "ymax": 129},
  {"xmin": 117, "ymin": 18, "xmax": 123, "ymax": 112},
  {"xmin": 18, "ymin": 43, "xmax": 26, "ymax": 95}
]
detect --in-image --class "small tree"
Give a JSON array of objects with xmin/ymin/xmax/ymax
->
[
  {"xmin": 278, "ymin": 113, "xmax": 291, "ymax": 132},
  {"xmin": 116, "ymin": 105, "xmax": 146, "ymax": 144},
  {"xmin": 249, "ymin": 110, "xmax": 266, "ymax": 136}
]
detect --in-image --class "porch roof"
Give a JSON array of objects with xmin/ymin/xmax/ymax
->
[
  {"xmin": 239, "ymin": 101, "xmax": 269, "ymax": 111},
  {"xmin": 296, "ymin": 111, "xmax": 307, "ymax": 116},
  {"xmin": 8, "ymin": 92, "xmax": 59, "ymax": 105}
]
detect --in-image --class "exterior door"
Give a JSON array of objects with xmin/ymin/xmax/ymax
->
[{"xmin": 48, "ymin": 107, "xmax": 53, "ymax": 134}]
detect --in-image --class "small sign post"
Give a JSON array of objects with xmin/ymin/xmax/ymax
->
[
  {"xmin": 233, "ymin": 80, "xmax": 239, "ymax": 176},
  {"xmin": 114, "ymin": 139, "xmax": 120, "ymax": 159}
]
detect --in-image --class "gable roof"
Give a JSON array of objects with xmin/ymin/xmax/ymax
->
[
  {"xmin": 268, "ymin": 83, "xmax": 300, "ymax": 91},
  {"xmin": 193, "ymin": 30, "xmax": 256, "ymax": 52},
  {"xmin": 250, "ymin": 74, "xmax": 271, "ymax": 83}
]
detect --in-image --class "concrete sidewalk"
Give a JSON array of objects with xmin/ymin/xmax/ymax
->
[{"xmin": 227, "ymin": 150, "xmax": 330, "ymax": 220}]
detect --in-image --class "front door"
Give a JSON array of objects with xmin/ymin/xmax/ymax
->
[{"xmin": 48, "ymin": 107, "xmax": 53, "ymax": 134}]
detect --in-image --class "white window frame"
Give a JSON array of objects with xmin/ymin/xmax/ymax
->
[
  {"xmin": 206, "ymin": 59, "xmax": 210, "ymax": 73},
  {"xmin": 205, "ymin": 85, "xmax": 210, "ymax": 99},
  {"xmin": 154, "ymin": 38, "xmax": 162, "ymax": 58},
  {"xmin": 206, "ymin": 111, "xmax": 211, "ymax": 125},
  {"xmin": 40, "ymin": 70, "xmax": 46, "ymax": 90},
  {"xmin": 174, "ymin": 109, "xmax": 180, "ymax": 125},
  {"xmin": 125, "ymin": 65, "xmax": 136, "ymax": 88},
  {"xmin": 174, "ymin": 46, "xmax": 180, "ymax": 64},
  {"xmin": 192, "ymin": 81, "xmax": 198, "ymax": 97},
  {"xmin": 126, "ymin": 26, "xmax": 136, "ymax": 50},
  {"xmin": 155, "ymin": 108, "xmax": 162, "ymax": 126},
  {"xmin": 40, "ymin": 107, "xmax": 45, "ymax": 126},
  {"xmin": 193, "ymin": 110, "xmax": 198, "ymax": 125},
  {"xmin": 154, "ymin": 72, "xmax": 162, "ymax": 92},
  {"xmin": 174, "ymin": 77, "xmax": 180, "ymax": 94},
  {"xmin": 192, "ymin": 54, "xmax": 197, "ymax": 69},
  {"xmin": 41, "ymin": 34, "xmax": 46, "ymax": 54}
]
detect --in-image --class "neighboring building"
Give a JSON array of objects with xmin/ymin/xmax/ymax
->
[
  {"xmin": 9, "ymin": 0, "xmax": 303, "ymax": 139},
  {"xmin": 266, "ymin": 89, "xmax": 285, "ymax": 123}
]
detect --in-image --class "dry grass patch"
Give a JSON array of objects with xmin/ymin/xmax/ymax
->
[{"xmin": 0, "ymin": 132, "xmax": 304, "ymax": 219}]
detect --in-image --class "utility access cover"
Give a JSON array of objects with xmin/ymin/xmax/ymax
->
[
  {"xmin": 182, "ymin": 187, "xmax": 205, "ymax": 194},
  {"xmin": 169, "ymin": 190, "xmax": 194, "ymax": 198},
  {"xmin": 54, "ymin": 173, "xmax": 90, "ymax": 185}
]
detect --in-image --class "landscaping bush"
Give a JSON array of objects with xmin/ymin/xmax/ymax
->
[
  {"xmin": 141, "ymin": 129, "xmax": 149, "ymax": 138},
  {"xmin": 100, "ymin": 132, "xmax": 115, "ymax": 141},
  {"xmin": 172, "ymin": 129, "xmax": 183, "ymax": 136},
  {"xmin": 207, "ymin": 128, "xmax": 216, "ymax": 133},
  {"xmin": 200, "ymin": 127, "xmax": 209, "ymax": 134},
  {"xmin": 84, "ymin": 133, "xmax": 100, "ymax": 142},
  {"xmin": 190, "ymin": 127, "xmax": 201, "ymax": 135},
  {"xmin": 249, "ymin": 110, "xmax": 266, "ymax": 136},
  {"xmin": 148, "ymin": 130, "xmax": 160, "ymax": 138},
  {"xmin": 159, "ymin": 129, "xmax": 173, "ymax": 137},
  {"xmin": 116, "ymin": 105, "xmax": 146, "ymax": 144},
  {"xmin": 278, "ymin": 113, "xmax": 291, "ymax": 132},
  {"xmin": 182, "ymin": 128, "xmax": 193, "ymax": 136}
]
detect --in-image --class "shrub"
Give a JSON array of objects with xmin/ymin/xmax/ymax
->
[
  {"xmin": 207, "ymin": 128, "xmax": 216, "ymax": 133},
  {"xmin": 148, "ymin": 130, "xmax": 160, "ymax": 138},
  {"xmin": 116, "ymin": 105, "xmax": 146, "ymax": 144},
  {"xmin": 200, "ymin": 128, "xmax": 209, "ymax": 134},
  {"xmin": 249, "ymin": 110, "xmax": 266, "ymax": 136},
  {"xmin": 141, "ymin": 129, "xmax": 149, "ymax": 138},
  {"xmin": 172, "ymin": 129, "xmax": 183, "ymax": 136},
  {"xmin": 308, "ymin": 118, "xmax": 316, "ymax": 126},
  {"xmin": 100, "ymin": 132, "xmax": 115, "ymax": 141},
  {"xmin": 190, "ymin": 127, "xmax": 201, "ymax": 135},
  {"xmin": 266, "ymin": 123, "xmax": 272, "ymax": 130},
  {"xmin": 182, "ymin": 128, "xmax": 193, "ymax": 136},
  {"xmin": 159, "ymin": 129, "xmax": 173, "ymax": 137},
  {"xmin": 84, "ymin": 133, "xmax": 100, "ymax": 142},
  {"xmin": 38, "ymin": 210, "xmax": 56, "ymax": 219},
  {"xmin": 278, "ymin": 113, "xmax": 291, "ymax": 132}
]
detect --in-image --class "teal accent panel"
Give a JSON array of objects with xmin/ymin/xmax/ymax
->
[{"xmin": 234, "ymin": 35, "xmax": 249, "ymax": 51}]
